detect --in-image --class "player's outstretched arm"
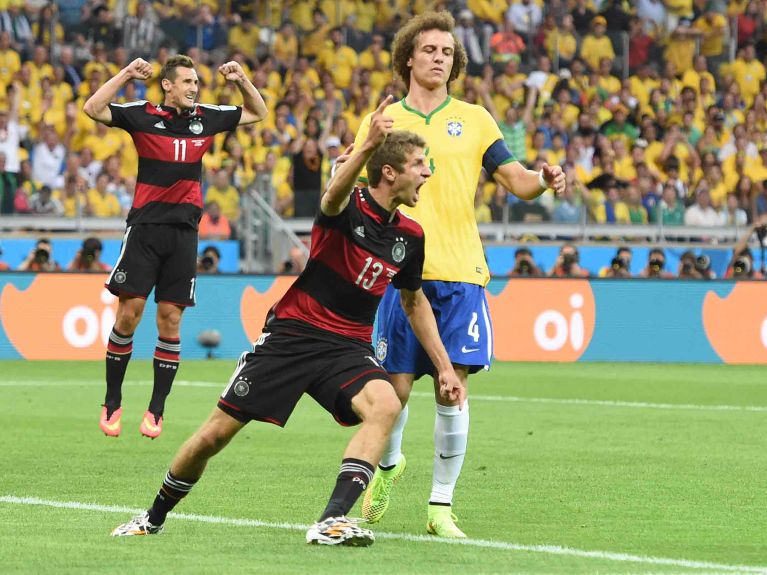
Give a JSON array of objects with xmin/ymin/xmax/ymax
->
[
  {"xmin": 321, "ymin": 95, "xmax": 393, "ymax": 216},
  {"xmin": 399, "ymin": 288, "xmax": 464, "ymax": 409},
  {"xmin": 495, "ymin": 160, "xmax": 566, "ymax": 201},
  {"xmin": 83, "ymin": 58, "xmax": 152, "ymax": 124},
  {"xmin": 218, "ymin": 61, "xmax": 267, "ymax": 125}
]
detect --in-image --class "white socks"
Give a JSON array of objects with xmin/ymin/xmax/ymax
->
[
  {"xmin": 430, "ymin": 401, "xmax": 469, "ymax": 504},
  {"xmin": 379, "ymin": 404, "xmax": 408, "ymax": 469}
]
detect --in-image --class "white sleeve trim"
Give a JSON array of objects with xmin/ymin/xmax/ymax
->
[
  {"xmin": 110, "ymin": 100, "xmax": 147, "ymax": 108},
  {"xmin": 198, "ymin": 103, "xmax": 238, "ymax": 112}
]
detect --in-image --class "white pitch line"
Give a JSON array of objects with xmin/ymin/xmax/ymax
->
[
  {"xmin": 0, "ymin": 495, "xmax": 764, "ymax": 574},
  {"xmin": 408, "ymin": 392, "xmax": 767, "ymax": 413},
  {"xmin": 2, "ymin": 380, "xmax": 766, "ymax": 414}
]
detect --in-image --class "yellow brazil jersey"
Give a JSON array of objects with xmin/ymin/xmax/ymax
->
[{"xmin": 354, "ymin": 97, "xmax": 507, "ymax": 286}]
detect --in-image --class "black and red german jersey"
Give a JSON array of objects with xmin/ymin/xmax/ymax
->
[
  {"xmin": 270, "ymin": 187, "xmax": 426, "ymax": 343},
  {"xmin": 108, "ymin": 101, "xmax": 242, "ymax": 228}
]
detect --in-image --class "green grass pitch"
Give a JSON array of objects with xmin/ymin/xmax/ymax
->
[{"xmin": 1, "ymin": 360, "xmax": 765, "ymax": 574}]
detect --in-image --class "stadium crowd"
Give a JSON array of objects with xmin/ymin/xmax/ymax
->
[{"xmin": 0, "ymin": 2, "xmax": 765, "ymax": 256}]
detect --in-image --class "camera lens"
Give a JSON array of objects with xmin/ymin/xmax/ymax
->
[
  {"xmin": 733, "ymin": 257, "xmax": 750, "ymax": 275},
  {"xmin": 201, "ymin": 255, "xmax": 214, "ymax": 270},
  {"xmin": 34, "ymin": 248, "xmax": 49, "ymax": 264},
  {"xmin": 649, "ymin": 257, "xmax": 664, "ymax": 270}
]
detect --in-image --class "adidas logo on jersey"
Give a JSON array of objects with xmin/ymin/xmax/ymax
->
[
  {"xmin": 354, "ymin": 226, "xmax": 365, "ymax": 238},
  {"xmin": 154, "ymin": 121, "xmax": 166, "ymax": 130}
]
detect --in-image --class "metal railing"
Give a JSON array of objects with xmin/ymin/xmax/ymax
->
[
  {"xmin": 273, "ymin": 218, "xmax": 756, "ymax": 246},
  {"xmin": 240, "ymin": 175, "xmax": 310, "ymax": 273}
]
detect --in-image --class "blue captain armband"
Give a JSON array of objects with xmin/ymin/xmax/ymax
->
[{"xmin": 482, "ymin": 139, "xmax": 516, "ymax": 175}]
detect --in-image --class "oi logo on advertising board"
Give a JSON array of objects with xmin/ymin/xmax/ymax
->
[
  {"xmin": 487, "ymin": 279, "xmax": 595, "ymax": 362},
  {"xmin": 0, "ymin": 275, "xmax": 118, "ymax": 359},
  {"xmin": 703, "ymin": 283, "xmax": 767, "ymax": 363}
]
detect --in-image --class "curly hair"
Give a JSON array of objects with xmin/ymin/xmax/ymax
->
[
  {"xmin": 391, "ymin": 11, "xmax": 467, "ymax": 91},
  {"xmin": 366, "ymin": 130, "xmax": 427, "ymax": 187}
]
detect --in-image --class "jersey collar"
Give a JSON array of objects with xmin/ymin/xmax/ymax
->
[
  {"xmin": 148, "ymin": 103, "xmax": 204, "ymax": 119},
  {"xmin": 360, "ymin": 187, "xmax": 398, "ymax": 225},
  {"xmin": 400, "ymin": 95, "xmax": 451, "ymax": 125}
]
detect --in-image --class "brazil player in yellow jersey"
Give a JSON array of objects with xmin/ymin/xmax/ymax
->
[{"xmin": 353, "ymin": 11, "xmax": 566, "ymax": 537}]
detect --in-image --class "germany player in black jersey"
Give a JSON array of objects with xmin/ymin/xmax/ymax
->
[
  {"xmin": 110, "ymin": 97, "xmax": 464, "ymax": 547},
  {"xmin": 84, "ymin": 55, "xmax": 267, "ymax": 439}
]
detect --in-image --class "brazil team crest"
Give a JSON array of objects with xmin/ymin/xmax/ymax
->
[
  {"xmin": 376, "ymin": 338, "xmax": 388, "ymax": 362},
  {"xmin": 446, "ymin": 117, "xmax": 463, "ymax": 137}
]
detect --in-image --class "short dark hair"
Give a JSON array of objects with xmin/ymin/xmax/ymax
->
[
  {"xmin": 365, "ymin": 131, "xmax": 426, "ymax": 187},
  {"xmin": 161, "ymin": 55, "xmax": 195, "ymax": 91},
  {"xmin": 202, "ymin": 245, "xmax": 221, "ymax": 259},
  {"xmin": 82, "ymin": 237, "xmax": 103, "ymax": 252},
  {"xmin": 515, "ymin": 247, "xmax": 532, "ymax": 258}
]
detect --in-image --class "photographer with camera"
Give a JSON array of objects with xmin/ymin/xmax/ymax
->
[
  {"xmin": 197, "ymin": 245, "xmax": 221, "ymax": 274},
  {"xmin": 17, "ymin": 238, "xmax": 61, "ymax": 272},
  {"xmin": 638, "ymin": 247, "xmax": 675, "ymax": 278},
  {"xmin": 724, "ymin": 218, "xmax": 767, "ymax": 279},
  {"xmin": 677, "ymin": 250, "xmax": 706, "ymax": 279},
  {"xmin": 599, "ymin": 246, "xmax": 632, "ymax": 278},
  {"xmin": 67, "ymin": 237, "xmax": 112, "ymax": 272},
  {"xmin": 509, "ymin": 247, "xmax": 543, "ymax": 277},
  {"xmin": 548, "ymin": 243, "xmax": 590, "ymax": 278}
]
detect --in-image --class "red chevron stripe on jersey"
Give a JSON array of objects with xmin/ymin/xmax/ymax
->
[
  {"xmin": 133, "ymin": 180, "xmax": 202, "ymax": 209},
  {"xmin": 132, "ymin": 132, "xmax": 214, "ymax": 163}
]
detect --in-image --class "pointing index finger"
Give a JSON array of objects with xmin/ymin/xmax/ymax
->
[{"xmin": 374, "ymin": 95, "xmax": 393, "ymax": 115}]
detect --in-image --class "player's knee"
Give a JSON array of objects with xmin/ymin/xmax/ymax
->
[
  {"xmin": 354, "ymin": 380, "xmax": 401, "ymax": 426},
  {"xmin": 192, "ymin": 426, "xmax": 230, "ymax": 457},
  {"xmin": 157, "ymin": 305, "xmax": 183, "ymax": 334},
  {"xmin": 371, "ymin": 385, "xmax": 402, "ymax": 426},
  {"xmin": 115, "ymin": 304, "xmax": 143, "ymax": 331}
]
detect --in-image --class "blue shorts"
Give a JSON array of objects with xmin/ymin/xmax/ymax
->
[{"xmin": 375, "ymin": 281, "xmax": 493, "ymax": 380}]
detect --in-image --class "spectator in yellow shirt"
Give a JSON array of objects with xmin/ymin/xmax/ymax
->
[
  {"xmin": 546, "ymin": 14, "xmax": 577, "ymax": 67},
  {"xmin": 82, "ymin": 43, "xmax": 119, "ymax": 85},
  {"xmin": 228, "ymin": 18, "xmax": 260, "ymax": 61},
  {"xmin": 273, "ymin": 21, "xmax": 299, "ymax": 74},
  {"xmin": 87, "ymin": 173, "xmax": 121, "ymax": 217},
  {"xmin": 358, "ymin": 34, "xmax": 392, "ymax": 93},
  {"xmin": 205, "ymin": 169, "xmax": 241, "ymax": 224},
  {"xmin": 597, "ymin": 57, "xmax": 621, "ymax": 96},
  {"xmin": 732, "ymin": 43, "xmax": 766, "ymax": 108},
  {"xmin": 682, "ymin": 54, "xmax": 716, "ymax": 96},
  {"xmin": 56, "ymin": 175, "xmax": 89, "ymax": 218},
  {"xmin": 302, "ymin": 9, "xmax": 332, "ymax": 59},
  {"xmin": 468, "ymin": 0, "xmax": 507, "ymax": 27},
  {"xmin": 580, "ymin": 15, "xmax": 615, "ymax": 72},
  {"xmin": 27, "ymin": 45, "xmax": 54, "ymax": 87},
  {"xmin": 694, "ymin": 9, "xmax": 727, "ymax": 64},
  {"xmin": 665, "ymin": 19, "xmax": 701, "ymax": 77},
  {"xmin": 319, "ymin": 0, "xmax": 356, "ymax": 26},
  {"xmin": 82, "ymin": 122, "xmax": 123, "ymax": 163},
  {"xmin": 0, "ymin": 32, "xmax": 20, "ymax": 88},
  {"xmin": 317, "ymin": 27, "xmax": 359, "ymax": 90}
]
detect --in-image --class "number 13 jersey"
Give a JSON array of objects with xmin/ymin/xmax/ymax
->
[{"xmin": 270, "ymin": 187, "xmax": 425, "ymax": 343}]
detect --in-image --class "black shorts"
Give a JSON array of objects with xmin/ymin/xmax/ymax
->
[
  {"xmin": 106, "ymin": 223, "xmax": 198, "ymax": 306},
  {"xmin": 217, "ymin": 321, "xmax": 390, "ymax": 427}
]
